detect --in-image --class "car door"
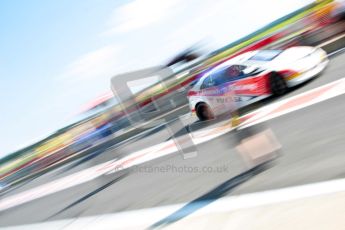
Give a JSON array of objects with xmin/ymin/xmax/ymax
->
[
  {"xmin": 199, "ymin": 75, "xmax": 218, "ymax": 112},
  {"xmin": 211, "ymin": 65, "xmax": 247, "ymax": 112}
]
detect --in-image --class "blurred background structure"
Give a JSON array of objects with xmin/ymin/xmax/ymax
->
[{"xmin": 0, "ymin": 0, "xmax": 344, "ymax": 193}]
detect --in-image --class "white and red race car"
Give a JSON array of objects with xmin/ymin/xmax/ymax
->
[{"xmin": 188, "ymin": 46, "xmax": 329, "ymax": 120}]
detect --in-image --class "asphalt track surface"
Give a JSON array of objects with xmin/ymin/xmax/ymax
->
[{"xmin": 1, "ymin": 51, "xmax": 345, "ymax": 228}]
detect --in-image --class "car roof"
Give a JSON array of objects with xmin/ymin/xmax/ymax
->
[
  {"xmin": 201, "ymin": 51, "xmax": 258, "ymax": 78},
  {"xmin": 193, "ymin": 48, "xmax": 291, "ymax": 90},
  {"xmin": 192, "ymin": 51, "xmax": 257, "ymax": 90}
]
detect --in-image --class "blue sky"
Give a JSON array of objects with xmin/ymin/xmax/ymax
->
[{"xmin": 0, "ymin": 0, "xmax": 313, "ymax": 156}]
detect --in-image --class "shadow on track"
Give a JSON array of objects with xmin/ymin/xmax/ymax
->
[
  {"xmin": 149, "ymin": 162, "xmax": 272, "ymax": 229},
  {"xmin": 46, "ymin": 173, "xmax": 128, "ymax": 221}
]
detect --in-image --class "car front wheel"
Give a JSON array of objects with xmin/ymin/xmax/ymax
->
[
  {"xmin": 196, "ymin": 103, "xmax": 214, "ymax": 121},
  {"xmin": 269, "ymin": 72, "xmax": 288, "ymax": 96}
]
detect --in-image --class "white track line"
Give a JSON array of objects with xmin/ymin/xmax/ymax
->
[
  {"xmin": 5, "ymin": 178, "xmax": 345, "ymax": 230},
  {"xmin": 240, "ymin": 77, "xmax": 345, "ymax": 128},
  {"xmin": 317, "ymin": 32, "xmax": 345, "ymax": 50},
  {"xmin": 187, "ymin": 177, "xmax": 345, "ymax": 217},
  {"xmin": 328, "ymin": 46, "xmax": 345, "ymax": 57}
]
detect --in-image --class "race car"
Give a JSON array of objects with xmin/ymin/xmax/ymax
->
[
  {"xmin": 188, "ymin": 46, "xmax": 329, "ymax": 120},
  {"xmin": 332, "ymin": 0, "xmax": 345, "ymax": 21}
]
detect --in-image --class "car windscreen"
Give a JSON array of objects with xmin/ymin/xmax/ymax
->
[{"xmin": 248, "ymin": 50, "xmax": 283, "ymax": 61}]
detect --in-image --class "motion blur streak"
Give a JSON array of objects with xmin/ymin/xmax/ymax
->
[{"xmin": 0, "ymin": 0, "xmax": 344, "ymax": 229}]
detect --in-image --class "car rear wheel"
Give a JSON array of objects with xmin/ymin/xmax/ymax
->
[
  {"xmin": 196, "ymin": 103, "xmax": 214, "ymax": 121},
  {"xmin": 269, "ymin": 72, "xmax": 288, "ymax": 96}
]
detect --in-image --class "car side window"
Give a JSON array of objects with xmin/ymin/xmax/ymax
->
[
  {"xmin": 201, "ymin": 76, "xmax": 215, "ymax": 89},
  {"xmin": 213, "ymin": 65, "xmax": 247, "ymax": 86},
  {"xmin": 212, "ymin": 69, "xmax": 231, "ymax": 86}
]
